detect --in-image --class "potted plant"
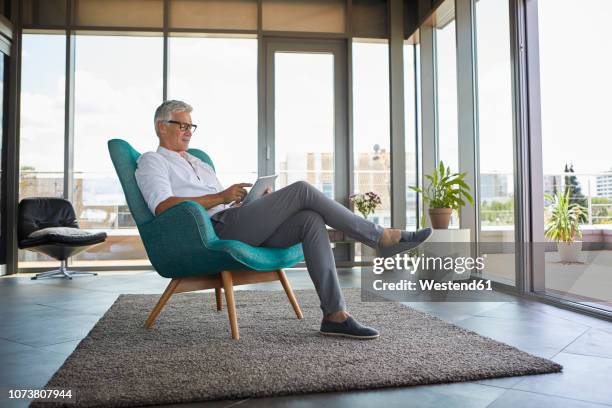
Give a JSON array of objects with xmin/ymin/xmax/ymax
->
[
  {"xmin": 409, "ymin": 161, "xmax": 474, "ymax": 229},
  {"xmin": 544, "ymin": 188, "xmax": 587, "ymax": 263},
  {"xmin": 350, "ymin": 192, "xmax": 382, "ymax": 261}
]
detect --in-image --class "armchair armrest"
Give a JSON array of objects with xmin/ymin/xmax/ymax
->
[
  {"xmin": 139, "ymin": 201, "xmax": 218, "ymax": 258},
  {"xmin": 140, "ymin": 200, "xmax": 304, "ymax": 275}
]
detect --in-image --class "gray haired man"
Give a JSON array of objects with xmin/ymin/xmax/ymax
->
[{"xmin": 135, "ymin": 100, "xmax": 432, "ymax": 339}]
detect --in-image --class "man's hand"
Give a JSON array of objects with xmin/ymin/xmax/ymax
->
[{"xmin": 219, "ymin": 183, "xmax": 252, "ymax": 204}]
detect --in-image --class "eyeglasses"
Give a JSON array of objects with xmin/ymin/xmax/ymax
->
[{"xmin": 165, "ymin": 120, "xmax": 198, "ymax": 133}]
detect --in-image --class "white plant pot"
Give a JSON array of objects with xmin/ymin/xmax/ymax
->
[{"xmin": 557, "ymin": 241, "xmax": 582, "ymax": 263}]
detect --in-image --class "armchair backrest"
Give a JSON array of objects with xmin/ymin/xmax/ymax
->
[
  {"xmin": 107, "ymin": 139, "xmax": 216, "ymax": 227},
  {"xmin": 18, "ymin": 197, "xmax": 79, "ymax": 241},
  {"xmin": 108, "ymin": 139, "xmax": 154, "ymax": 226}
]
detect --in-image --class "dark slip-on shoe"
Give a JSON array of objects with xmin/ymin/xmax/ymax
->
[
  {"xmin": 320, "ymin": 316, "xmax": 380, "ymax": 339},
  {"xmin": 376, "ymin": 227, "xmax": 433, "ymax": 258}
]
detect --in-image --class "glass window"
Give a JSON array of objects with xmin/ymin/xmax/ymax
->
[
  {"xmin": 18, "ymin": 33, "xmax": 66, "ymax": 267},
  {"xmin": 0, "ymin": 54, "xmax": 5, "ymax": 265},
  {"xmin": 274, "ymin": 52, "xmax": 335, "ymax": 196},
  {"xmin": 431, "ymin": 0, "xmax": 459, "ymax": 229},
  {"xmin": 435, "ymin": 18, "xmax": 459, "ymax": 174},
  {"xmin": 539, "ymin": 0, "xmax": 612, "ymax": 311},
  {"xmin": 19, "ymin": 34, "xmax": 65, "ymax": 200},
  {"xmin": 73, "ymin": 35, "xmax": 163, "ymax": 267},
  {"xmin": 404, "ymin": 40, "xmax": 420, "ymax": 230},
  {"xmin": 475, "ymin": 0, "xmax": 516, "ymax": 285},
  {"xmin": 352, "ymin": 41, "xmax": 390, "ymax": 227},
  {"xmin": 168, "ymin": 37, "xmax": 257, "ymax": 187}
]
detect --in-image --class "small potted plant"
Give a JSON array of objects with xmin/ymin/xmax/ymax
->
[
  {"xmin": 544, "ymin": 188, "xmax": 587, "ymax": 263},
  {"xmin": 409, "ymin": 161, "xmax": 473, "ymax": 229},
  {"xmin": 350, "ymin": 191, "xmax": 382, "ymax": 220},
  {"xmin": 350, "ymin": 191, "xmax": 382, "ymax": 261}
]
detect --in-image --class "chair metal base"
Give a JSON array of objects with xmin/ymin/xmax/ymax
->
[{"xmin": 31, "ymin": 261, "xmax": 98, "ymax": 280}]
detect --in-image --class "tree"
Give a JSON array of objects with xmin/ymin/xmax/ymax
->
[
  {"xmin": 480, "ymin": 199, "xmax": 514, "ymax": 226},
  {"xmin": 592, "ymin": 197, "xmax": 612, "ymax": 224},
  {"xmin": 563, "ymin": 163, "xmax": 588, "ymax": 208}
]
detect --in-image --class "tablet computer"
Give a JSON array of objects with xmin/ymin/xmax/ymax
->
[{"xmin": 241, "ymin": 174, "xmax": 278, "ymax": 205}]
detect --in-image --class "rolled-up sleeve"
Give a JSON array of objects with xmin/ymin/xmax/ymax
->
[{"xmin": 135, "ymin": 153, "xmax": 173, "ymax": 215}]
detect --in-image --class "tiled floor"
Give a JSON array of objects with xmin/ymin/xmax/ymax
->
[{"xmin": 1, "ymin": 268, "xmax": 611, "ymax": 408}]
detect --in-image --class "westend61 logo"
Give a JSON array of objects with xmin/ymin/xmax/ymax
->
[{"xmin": 372, "ymin": 254, "xmax": 486, "ymax": 275}]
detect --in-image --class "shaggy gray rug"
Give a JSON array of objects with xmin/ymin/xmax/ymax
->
[{"xmin": 33, "ymin": 289, "xmax": 561, "ymax": 407}]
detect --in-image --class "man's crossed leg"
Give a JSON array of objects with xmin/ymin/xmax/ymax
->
[{"xmin": 211, "ymin": 181, "xmax": 431, "ymax": 339}]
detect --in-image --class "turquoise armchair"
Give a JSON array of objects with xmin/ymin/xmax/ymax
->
[{"xmin": 108, "ymin": 139, "xmax": 304, "ymax": 339}]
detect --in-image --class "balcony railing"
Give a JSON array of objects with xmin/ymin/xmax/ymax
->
[
  {"xmin": 544, "ymin": 172, "xmax": 612, "ymax": 226},
  {"xmin": 18, "ymin": 170, "xmax": 612, "ymax": 234}
]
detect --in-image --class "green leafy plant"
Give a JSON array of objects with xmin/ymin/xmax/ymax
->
[
  {"xmin": 409, "ymin": 161, "xmax": 474, "ymax": 210},
  {"xmin": 350, "ymin": 191, "xmax": 382, "ymax": 219},
  {"xmin": 544, "ymin": 188, "xmax": 587, "ymax": 243}
]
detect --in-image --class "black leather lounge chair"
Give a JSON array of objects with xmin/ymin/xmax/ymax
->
[{"xmin": 18, "ymin": 197, "xmax": 107, "ymax": 280}]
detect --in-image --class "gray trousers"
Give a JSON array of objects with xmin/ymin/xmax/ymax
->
[{"xmin": 211, "ymin": 180, "xmax": 384, "ymax": 315}]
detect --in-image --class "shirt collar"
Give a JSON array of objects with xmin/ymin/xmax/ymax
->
[{"xmin": 157, "ymin": 146, "xmax": 193, "ymax": 161}]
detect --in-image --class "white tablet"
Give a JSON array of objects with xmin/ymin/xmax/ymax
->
[{"xmin": 241, "ymin": 174, "xmax": 278, "ymax": 205}]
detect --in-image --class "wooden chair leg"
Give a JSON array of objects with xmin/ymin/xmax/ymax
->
[
  {"xmin": 215, "ymin": 287, "xmax": 223, "ymax": 311},
  {"xmin": 277, "ymin": 269, "xmax": 303, "ymax": 319},
  {"xmin": 220, "ymin": 271, "xmax": 239, "ymax": 340},
  {"xmin": 144, "ymin": 279, "xmax": 179, "ymax": 328}
]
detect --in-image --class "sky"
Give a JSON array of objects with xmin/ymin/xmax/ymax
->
[
  {"xmin": 537, "ymin": 0, "xmax": 612, "ymax": 175},
  {"xmin": 168, "ymin": 37, "xmax": 257, "ymax": 186},
  {"xmin": 436, "ymin": 19, "xmax": 460, "ymax": 173},
  {"xmin": 19, "ymin": 0, "xmax": 612, "ymax": 186},
  {"xmin": 475, "ymin": 0, "xmax": 514, "ymax": 176}
]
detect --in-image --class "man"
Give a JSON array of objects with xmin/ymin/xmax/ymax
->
[{"xmin": 136, "ymin": 100, "xmax": 432, "ymax": 339}]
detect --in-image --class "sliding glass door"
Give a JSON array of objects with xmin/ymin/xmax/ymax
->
[
  {"xmin": 537, "ymin": 0, "xmax": 612, "ymax": 311},
  {"xmin": 475, "ymin": 0, "xmax": 517, "ymax": 285},
  {"xmin": 0, "ymin": 53, "xmax": 6, "ymax": 267}
]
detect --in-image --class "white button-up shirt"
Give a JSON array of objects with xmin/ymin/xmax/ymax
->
[{"xmin": 135, "ymin": 146, "xmax": 229, "ymax": 216}]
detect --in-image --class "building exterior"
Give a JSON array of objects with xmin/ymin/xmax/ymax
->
[
  {"xmin": 480, "ymin": 173, "xmax": 509, "ymax": 203},
  {"xmin": 596, "ymin": 170, "xmax": 612, "ymax": 199}
]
